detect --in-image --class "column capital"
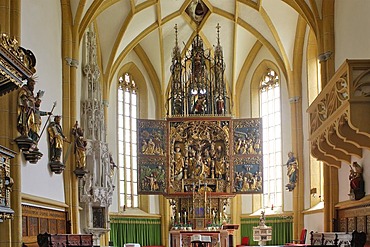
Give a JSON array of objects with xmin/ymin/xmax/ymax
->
[
  {"xmin": 65, "ymin": 57, "xmax": 79, "ymax": 68},
  {"xmin": 289, "ymin": 96, "xmax": 301, "ymax": 103}
]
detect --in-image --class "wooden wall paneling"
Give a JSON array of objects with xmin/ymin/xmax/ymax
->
[
  {"xmin": 40, "ymin": 218, "xmax": 48, "ymax": 233},
  {"xmin": 357, "ymin": 216, "xmax": 366, "ymax": 232},
  {"xmin": 336, "ymin": 200, "xmax": 370, "ymax": 243},
  {"xmin": 29, "ymin": 217, "xmax": 39, "ymax": 236},
  {"xmin": 22, "ymin": 216, "xmax": 28, "ymax": 236},
  {"xmin": 49, "ymin": 219, "xmax": 57, "ymax": 233},
  {"xmin": 348, "ymin": 217, "xmax": 356, "ymax": 232},
  {"xmin": 57, "ymin": 219, "xmax": 66, "ymax": 234},
  {"xmin": 22, "ymin": 205, "xmax": 67, "ymax": 243},
  {"xmin": 366, "ymin": 216, "xmax": 370, "ymax": 241},
  {"xmin": 339, "ymin": 217, "xmax": 347, "ymax": 232}
]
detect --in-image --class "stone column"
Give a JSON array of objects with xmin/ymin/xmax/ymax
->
[
  {"xmin": 0, "ymin": 1, "xmax": 22, "ymax": 246},
  {"xmin": 61, "ymin": 0, "xmax": 79, "ymax": 233},
  {"xmin": 321, "ymin": 1, "xmax": 336, "ymax": 232}
]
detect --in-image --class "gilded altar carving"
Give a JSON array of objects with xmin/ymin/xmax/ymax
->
[{"xmin": 168, "ymin": 119, "xmax": 231, "ymax": 194}]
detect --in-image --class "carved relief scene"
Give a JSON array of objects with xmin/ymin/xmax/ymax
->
[
  {"xmin": 138, "ymin": 157, "xmax": 166, "ymax": 194},
  {"xmin": 138, "ymin": 120, "xmax": 167, "ymax": 157},
  {"xmin": 233, "ymin": 157, "xmax": 262, "ymax": 193},
  {"xmin": 168, "ymin": 119, "xmax": 231, "ymax": 194},
  {"xmin": 232, "ymin": 118, "xmax": 263, "ymax": 193}
]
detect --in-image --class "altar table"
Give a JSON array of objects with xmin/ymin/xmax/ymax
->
[{"xmin": 170, "ymin": 230, "xmax": 229, "ymax": 247}]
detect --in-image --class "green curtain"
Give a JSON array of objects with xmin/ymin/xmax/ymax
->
[
  {"xmin": 110, "ymin": 217, "xmax": 162, "ymax": 247},
  {"xmin": 240, "ymin": 216, "xmax": 293, "ymax": 246}
]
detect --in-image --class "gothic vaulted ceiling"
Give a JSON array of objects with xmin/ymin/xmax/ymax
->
[{"xmin": 70, "ymin": 0, "xmax": 321, "ymax": 96}]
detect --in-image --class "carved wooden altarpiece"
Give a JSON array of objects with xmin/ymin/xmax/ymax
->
[
  {"xmin": 137, "ymin": 117, "xmax": 263, "ymax": 228},
  {"xmin": 137, "ymin": 22, "xmax": 263, "ymax": 232}
]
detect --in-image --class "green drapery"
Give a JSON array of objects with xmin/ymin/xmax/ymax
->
[
  {"xmin": 110, "ymin": 217, "xmax": 162, "ymax": 247},
  {"xmin": 240, "ymin": 216, "xmax": 293, "ymax": 246}
]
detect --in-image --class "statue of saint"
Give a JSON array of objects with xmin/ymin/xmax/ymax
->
[
  {"xmin": 285, "ymin": 152, "xmax": 298, "ymax": 191},
  {"xmin": 72, "ymin": 121, "xmax": 87, "ymax": 169},
  {"xmin": 174, "ymin": 146, "xmax": 184, "ymax": 178},
  {"xmin": 29, "ymin": 91, "xmax": 52, "ymax": 143},
  {"xmin": 216, "ymin": 95, "xmax": 224, "ymax": 114},
  {"xmin": 47, "ymin": 115, "xmax": 67, "ymax": 162},
  {"xmin": 349, "ymin": 162, "xmax": 365, "ymax": 200},
  {"xmin": 17, "ymin": 77, "xmax": 36, "ymax": 137}
]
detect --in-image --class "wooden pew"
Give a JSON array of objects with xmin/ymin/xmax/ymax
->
[
  {"xmin": 37, "ymin": 232, "xmax": 93, "ymax": 247},
  {"xmin": 310, "ymin": 230, "xmax": 366, "ymax": 247}
]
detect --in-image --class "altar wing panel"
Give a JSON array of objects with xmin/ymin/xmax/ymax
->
[
  {"xmin": 138, "ymin": 119, "xmax": 167, "ymax": 194},
  {"xmin": 232, "ymin": 118, "xmax": 263, "ymax": 194}
]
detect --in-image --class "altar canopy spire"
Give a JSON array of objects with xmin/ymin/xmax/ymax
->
[{"xmin": 167, "ymin": 24, "xmax": 230, "ymax": 117}]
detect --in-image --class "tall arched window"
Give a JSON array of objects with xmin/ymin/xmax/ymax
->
[
  {"xmin": 118, "ymin": 73, "xmax": 138, "ymax": 208},
  {"xmin": 260, "ymin": 69, "xmax": 282, "ymax": 209}
]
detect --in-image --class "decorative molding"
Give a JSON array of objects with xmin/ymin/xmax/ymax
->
[
  {"xmin": 289, "ymin": 96, "xmax": 300, "ymax": 103},
  {"xmin": 318, "ymin": 51, "xmax": 333, "ymax": 62},
  {"xmin": 21, "ymin": 193, "xmax": 69, "ymax": 211},
  {"xmin": 102, "ymin": 99, "xmax": 109, "ymax": 107},
  {"xmin": 65, "ymin": 57, "xmax": 79, "ymax": 67}
]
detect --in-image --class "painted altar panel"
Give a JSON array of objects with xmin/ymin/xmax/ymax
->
[
  {"xmin": 138, "ymin": 119, "xmax": 167, "ymax": 157},
  {"xmin": 167, "ymin": 118, "xmax": 232, "ymax": 195},
  {"xmin": 138, "ymin": 156, "xmax": 167, "ymax": 194},
  {"xmin": 138, "ymin": 119, "xmax": 167, "ymax": 194},
  {"xmin": 232, "ymin": 118, "xmax": 263, "ymax": 194}
]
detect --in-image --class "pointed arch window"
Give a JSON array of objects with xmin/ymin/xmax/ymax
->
[
  {"xmin": 118, "ymin": 73, "xmax": 138, "ymax": 208},
  {"xmin": 260, "ymin": 69, "xmax": 282, "ymax": 209}
]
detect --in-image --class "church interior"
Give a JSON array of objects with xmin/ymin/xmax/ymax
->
[{"xmin": 1, "ymin": 1, "xmax": 370, "ymax": 247}]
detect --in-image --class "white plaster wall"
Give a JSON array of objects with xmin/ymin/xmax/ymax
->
[
  {"xmin": 335, "ymin": 0, "xmax": 370, "ymax": 203},
  {"xmin": 148, "ymin": 195, "xmax": 160, "ymax": 214},
  {"xmin": 107, "ymin": 51, "xmax": 158, "ymax": 213},
  {"xmin": 241, "ymin": 195, "xmax": 253, "ymax": 214},
  {"xmin": 335, "ymin": 0, "xmax": 370, "ymax": 69},
  {"xmin": 301, "ymin": 27, "xmax": 311, "ymax": 211},
  {"xmin": 304, "ymin": 212, "xmax": 324, "ymax": 233},
  {"xmin": 338, "ymin": 163, "xmax": 351, "ymax": 202},
  {"xmin": 20, "ymin": 0, "xmax": 65, "ymax": 202}
]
